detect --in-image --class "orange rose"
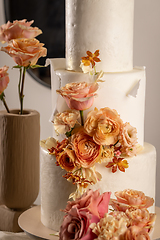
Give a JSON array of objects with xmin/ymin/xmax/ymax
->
[
  {"xmin": 0, "ymin": 19, "xmax": 42, "ymax": 43},
  {"xmin": 84, "ymin": 107, "xmax": 123, "ymax": 145},
  {"xmin": 1, "ymin": 38, "xmax": 47, "ymax": 67},
  {"xmin": 71, "ymin": 128, "xmax": 102, "ymax": 168},
  {"xmin": 57, "ymin": 82, "xmax": 98, "ymax": 111},
  {"xmin": 0, "ymin": 65, "xmax": 9, "ymax": 94}
]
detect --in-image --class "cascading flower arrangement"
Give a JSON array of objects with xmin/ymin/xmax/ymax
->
[
  {"xmin": 58, "ymin": 189, "xmax": 156, "ymax": 240},
  {"xmin": 41, "ymin": 50, "xmax": 140, "ymax": 200},
  {"xmin": 0, "ymin": 19, "xmax": 47, "ymax": 114}
]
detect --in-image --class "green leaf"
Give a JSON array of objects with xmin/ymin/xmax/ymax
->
[
  {"xmin": 30, "ymin": 64, "xmax": 46, "ymax": 69},
  {"xmin": 0, "ymin": 92, "xmax": 4, "ymax": 100},
  {"xmin": 12, "ymin": 65, "xmax": 22, "ymax": 69}
]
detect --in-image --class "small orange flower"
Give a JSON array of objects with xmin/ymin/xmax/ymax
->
[
  {"xmin": 81, "ymin": 50, "xmax": 101, "ymax": 68},
  {"xmin": 106, "ymin": 156, "xmax": 129, "ymax": 173}
]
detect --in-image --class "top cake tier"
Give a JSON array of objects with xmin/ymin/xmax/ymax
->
[{"xmin": 66, "ymin": 0, "xmax": 134, "ymax": 72}]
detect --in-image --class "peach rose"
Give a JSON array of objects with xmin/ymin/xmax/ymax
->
[
  {"xmin": 119, "ymin": 122, "xmax": 138, "ymax": 157},
  {"xmin": 0, "ymin": 19, "xmax": 42, "ymax": 43},
  {"xmin": 1, "ymin": 38, "xmax": 47, "ymax": 67},
  {"xmin": 0, "ymin": 65, "xmax": 9, "ymax": 94},
  {"xmin": 111, "ymin": 189, "xmax": 154, "ymax": 212},
  {"xmin": 126, "ymin": 208, "xmax": 156, "ymax": 231},
  {"xmin": 71, "ymin": 127, "xmax": 102, "ymax": 168},
  {"xmin": 53, "ymin": 110, "xmax": 80, "ymax": 134},
  {"xmin": 65, "ymin": 189, "xmax": 111, "ymax": 219},
  {"xmin": 84, "ymin": 107, "xmax": 123, "ymax": 146},
  {"xmin": 57, "ymin": 81, "xmax": 98, "ymax": 110},
  {"xmin": 121, "ymin": 226, "xmax": 150, "ymax": 240}
]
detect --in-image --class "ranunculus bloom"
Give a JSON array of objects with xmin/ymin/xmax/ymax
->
[
  {"xmin": 59, "ymin": 206, "xmax": 99, "ymax": 240},
  {"xmin": 111, "ymin": 189, "xmax": 154, "ymax": 212},
  {"xmin": 122, "ymin": 226, "xmax": 150, "ymax": 240},
  {"xmin": 84, "ymin": 107, "xmax": 123, "ymax": 146},
  {"xmin": 1, "ymin": 38, "xmax": 47, "ymax": 67},
  {"xmin": 57, "ymin": 81, "xmax": 98, "ymax": 111},
  {"xmin": 56, "ymin": 144, "xmax": 77, "ymax": 172},
  {"xmin": 53, "ymin": 110, "xmax": 80, "ymax": 135},
  {"xmin": 71, "ymin": 127, "xmax": 102, "ymax": 168},
  {"xmin": 65, "ymin": 189, "xmax": 111, "ymax": 219},
  {"xmin": 119, "ymin": 122, "xmax": 138, "ymax": 157},
  {"xmin": 0, "ymin": 65, "xmax": 9, "ymax": 94},
  {"xmin": 0, "ymin": 19, "xmax": 42, "ymax": 43},
  {"xmin": 126, "ymin": 208, "xmax": 156, "ymax": 232}
]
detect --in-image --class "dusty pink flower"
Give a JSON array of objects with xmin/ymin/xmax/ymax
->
[
  {"xmin": 1, "ymin": 38, "xmax": 47, "ymax": 67},
  {"xmin": 111, "ymin": 189, "xmax": 154, "ymax": 212},
  {"xmin": 0, "ymin": 65, "xmax": 9, "ymax": 94},
  {"xmin": 119, "ymin": 122, "xmax": 138, "ymax": 157},
  {"xmin": 121, "ymin": 226, "xmax": 150, "ymax": 240},
  {"xmin": 0, "ymin": 19, "xmax": 42, "ymax": 43},
  {"xmin": 53, "ymin": 110, "xmax": 80, "ymax": 134},
  {"xmin": 71, "ymin": 127, "xmax": 102, "ymax": 168},
  {"xmin": 65, "ymin": 189, "xmax": 111, "ymax": 219},
  {"xmin": 57, "ymin": 81, "xmax": 98, "ymax": 110},
  {"xmin": 126, "ymin": 208, "xmax": 156, "ymax": 232},
  {"xmin": 84, "ymin": 107, "xmax": 123, "ymax": 145},
  {"xmin": 59, "ymin": 206, "xmax": 99, "ymax": 240}
]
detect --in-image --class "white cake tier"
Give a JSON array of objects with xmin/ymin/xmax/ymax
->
[
  {"xmin": 49, "ymin": 58, "xmax": 146, "ymax": 146},
  {"xmin": 66, "ymin": 0, "xmax": 134, "ymax": 72},
  {"xmin": 40, "ymin": 142, "xmax": 156, "ymax": 231},
  {"xmin": 91, "ymin": 142, "xmax": 156, "ymax": 213},
  {"xmin": 40, "ymin": 147, "xmax": 76, "ymax": 231}
]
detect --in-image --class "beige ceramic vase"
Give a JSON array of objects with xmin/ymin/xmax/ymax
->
[{"xmin": 0, "ymin": 109, "xmax": 40, "ymax": 210}]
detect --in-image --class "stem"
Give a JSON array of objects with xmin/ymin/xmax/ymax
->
[
  {"xmin": 20, "ymin": 67, "xmax": 26, "ymax": 115},
  {"xmin": 1, "ymin": 94, "xmax": 10, "ymax": 113},
  {"xmin": 80, "ymin": 110, "xmax": 84, "ymax": 126},
  {"xmin": 18, "ymin": 67, "xmax": 22, "ymax": 103}
]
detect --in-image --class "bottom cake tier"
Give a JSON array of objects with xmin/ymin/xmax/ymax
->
[{"xmin": 40, "ymin": 142, "xmax": 156, "ymax": 231}]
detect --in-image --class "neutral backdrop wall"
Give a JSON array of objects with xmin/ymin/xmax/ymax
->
[{"xmin": 0, "ymin": 0, "xmax": 160, "ymax": 207}]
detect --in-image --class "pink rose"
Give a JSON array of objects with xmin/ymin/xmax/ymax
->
[
  {"xmin": 0, "ymin": 65, "xmax": 9, "ymax": 94},
  {"xmin": 65, "ymin": 189, "xmax": 111, "ymax": 219},
  {"xmin": 59, "ymin": 207, "xmax": 99, "ymax": 240},
  {"xmin": 1, "ymin": 38, "xmax": 47, "ymax": 67},
  {"xmin": 110, "ymin": 189, "xmax": 154, "ymax": 212},
  {"xmin": 57, "ymin": 82, "xmax": 98, "ymax": 110},
  {"xmin": 121, "ymin": 226, "xmax": 150, "ymax": 240},
  {"xmin": 0, "ymin": 19, "xmax": 42, "ymax": 43}
]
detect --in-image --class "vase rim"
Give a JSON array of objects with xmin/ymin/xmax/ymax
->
[{"xmin": 0, "ymin": 109, "xmax": 39, "ymax": 117}]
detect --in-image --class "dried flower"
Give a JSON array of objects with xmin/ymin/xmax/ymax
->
[
  {"xmin": 106, "ymin": 156, "xmax": 129, "ymax": 173},
  {"xmin": 81, "ymin": 50, "xmax": 101, "ymax": 68}
]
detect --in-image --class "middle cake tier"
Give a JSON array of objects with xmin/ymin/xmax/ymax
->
[{"xmin": 50, "ymin": 59, "xmax": 146, "ymax": 146}]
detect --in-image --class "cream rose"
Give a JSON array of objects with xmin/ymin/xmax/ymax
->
[
  {"xmin": 0, "ymin": 19, "xmax": 42, "ymax": 43},
  {"xmin": 1, "ymin": 38, "xmax": 47, "ymax": 67},
  {"xmin": 120, "ymin": 122, "xmax": 138, "ymax": 156},
  {"xmin": 84, "ymin": 107, "xmax": 123, "ymax": 146},
  {"xmin": 57, "ymin": 81, "xmax": 98, "ymax": 111},
  {"xmin": 53, "ymin": 110, "xmax": 80, "ymax": 134},
  {"xmin": 71, "ymin": 127, "xmax": 102, "ymax": 168}
]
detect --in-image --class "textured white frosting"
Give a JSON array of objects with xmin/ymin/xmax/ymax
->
[
  {"xmin": 49, "ymin": 58, "xmax": 146, "ymax": 146},
  {"xmin": 66, "ymin": 0, "xmax": 134, "ymax": 72},
  {"xmin": 40, "ymin": 143, "xmax": 156, "ymax": 231},
  {"xmin": 40, "ymin": 147, "xmax": 76, "ymax": 231}
]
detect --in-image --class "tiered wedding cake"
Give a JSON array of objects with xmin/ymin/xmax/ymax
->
[{"xmin": 40, "ymin": 0, "xmax": 156, "ymax": 232}]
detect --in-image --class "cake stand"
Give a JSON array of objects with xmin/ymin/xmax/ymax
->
[{"xmin": 18, "ymin": 205, "xmax": 160, "ymax": 240}]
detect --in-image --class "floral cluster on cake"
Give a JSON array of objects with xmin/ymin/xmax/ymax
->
[
  {"xmin": 41, "ymin": 50, "xmax": 142, "ymax": 199},
  {"xmin": 0, "ymin": 19, "xmax": 47, "ymax": 114},
  {"xmin": 58, "ymin": 189, "xmax": 156, "ymax": 240}
]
